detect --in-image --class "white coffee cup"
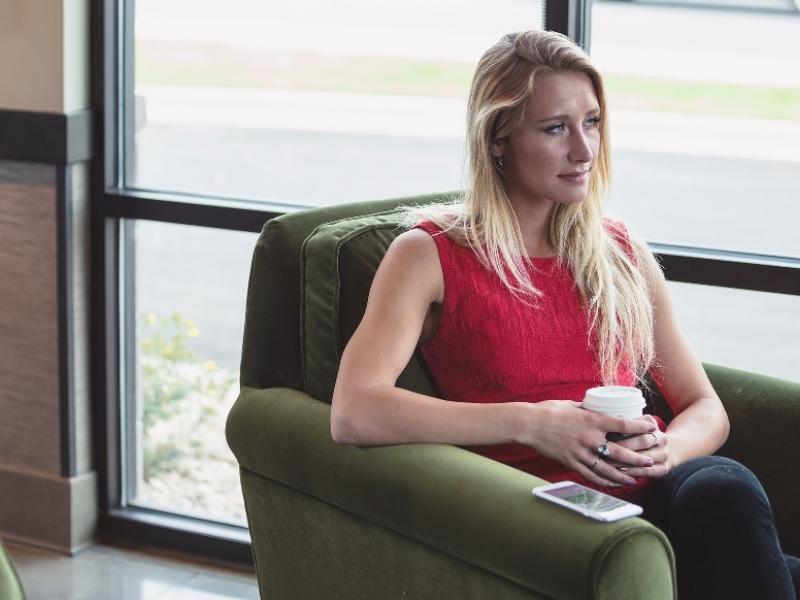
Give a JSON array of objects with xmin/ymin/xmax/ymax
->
[{"xmin": 582, "ymin": 386, "xmax": 645, "ymax": 420}]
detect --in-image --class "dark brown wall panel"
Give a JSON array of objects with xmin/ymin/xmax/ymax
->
[{"xmin": 0, "ymin": 160, "xmax": 61, "ymax": 474}]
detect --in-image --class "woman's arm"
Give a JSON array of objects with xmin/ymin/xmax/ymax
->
[
  {"xmin": 617, "ymin": 236, "xmax": 730, "ymax": 476},
  {"xmin": 330, "ymin": 229, "xmax": 522, "ymax": 446}
]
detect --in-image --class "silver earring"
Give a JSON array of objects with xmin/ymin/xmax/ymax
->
[{"xmin": 494, "ymin": 155, "xmax": 505, "ymax": 169}]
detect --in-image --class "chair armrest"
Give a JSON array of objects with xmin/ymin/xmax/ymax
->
[
  {"xmin": 706, "ymin": 363, "xmax": 800, "ymax": 554},
  {"xmin": 227, "ymin": 387, "xmax": 675, "ymax": 600}
]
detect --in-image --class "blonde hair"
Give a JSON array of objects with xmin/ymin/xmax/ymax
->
[{"xmin": 398, "ymin": 30, "xmax": 656, "ymax": 387}]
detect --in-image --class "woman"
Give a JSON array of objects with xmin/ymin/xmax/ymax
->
[{"xmin": 330, "ymin": 30, "xmax": 799, "ymax": 599}]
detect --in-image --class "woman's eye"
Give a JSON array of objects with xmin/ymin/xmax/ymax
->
[{"xmin": 546, "ymin": 116, "xmax": 600, "ymax": 135}]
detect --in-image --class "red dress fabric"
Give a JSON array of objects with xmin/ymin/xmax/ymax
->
[{"xmin": 414, "ymin": 218, "xmax": 665, "ymax": 504}]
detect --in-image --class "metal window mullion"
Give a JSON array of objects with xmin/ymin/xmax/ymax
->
[
  {"xmin": 57, "ymin": 165, "xmax": 77, "ymax": 478},
  {"xmin": 544, "ymin": 0, "xmax": 593, "ymax": 52},
  {"xmin": 119, "ymin": 219, "xmax": 138, "ymax": 507},
  {"xmin": 105, "ymin": 191, "xmax": 283, "ymax": 232},
  {"xmin": 121, "ymin": 0, "xmax": 136, "ymax": 188}
]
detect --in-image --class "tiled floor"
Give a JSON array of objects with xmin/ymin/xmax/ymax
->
[{"xmin": 4, "ymin": 540, "xmax": 260, "ymax": 600}]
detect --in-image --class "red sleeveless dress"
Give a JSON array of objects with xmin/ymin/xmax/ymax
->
[{"xmin": 414, "ymin": 218, "xmax": 665, "ymax": 504}]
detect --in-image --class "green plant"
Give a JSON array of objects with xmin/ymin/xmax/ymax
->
[{"xmin": 138, "ymin": 311, "xmax": 238, "ymax": 479}]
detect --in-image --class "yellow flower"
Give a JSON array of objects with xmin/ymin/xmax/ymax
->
[
  {"xmin": 186, "ymin": 319, "xmax": 200, "ymax": 337},
  {"xmin": 203, "ymin": 360, "xmax": 217, "ymax": 371},
  {"xmin": 146, "ymin": 313, "xmax": 156, "ymax": 326}
]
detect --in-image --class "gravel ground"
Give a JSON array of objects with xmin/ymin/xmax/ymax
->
[{"xmin": 135, "ymin": 366, "xmax": 247, "ymax": 525}]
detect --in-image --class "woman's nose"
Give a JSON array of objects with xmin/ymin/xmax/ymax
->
[{"xmin": 568, "ymin": 128, "xmax": 594, "ymax": 163}]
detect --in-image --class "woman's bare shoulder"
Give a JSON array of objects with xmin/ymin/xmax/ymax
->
[
  {"xmin": 381, "ymin": 228, "xmax": 444, "ymax": 304},
  {"xmin": 388, "ymin": 227, "xmax": 438, "ymax": 258},
  {"xmin": 395, "ymin": 226, "xmax": 436, "ymax": 243}
]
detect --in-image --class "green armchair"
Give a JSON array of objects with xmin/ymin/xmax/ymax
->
[
  {"xmin": 0, "ymin": 539, "xmax": 25, "ymax": 600},
  {"xmin": 226, "ymin": 192, "xmax": 800, "ymax": 599}
]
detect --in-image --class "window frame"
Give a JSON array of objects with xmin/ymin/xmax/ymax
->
[{"xmin": 89, "ymin": 0, "xmax": 800, "ymax": 565}]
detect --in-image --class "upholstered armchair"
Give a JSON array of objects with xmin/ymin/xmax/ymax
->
[
  {"xmin": 226, "ymin": 192, "xmax": 800, "ymax": 599},
  {"xmin": 0, "ymin": 539, "xmax": 25, "ymax": 600}
]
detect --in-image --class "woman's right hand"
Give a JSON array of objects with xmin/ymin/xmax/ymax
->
[{"xmin": 513, "ymin": 400, "xmax": 659, "ymax": 487}]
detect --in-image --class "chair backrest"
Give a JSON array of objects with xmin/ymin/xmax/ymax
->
[{"xmin": 239, "ymin": 191, "xmax": 458, "ymax": 401}]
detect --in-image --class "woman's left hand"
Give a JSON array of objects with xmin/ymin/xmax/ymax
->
[{"xmin": 612, "ymin": 415, "xmax": 673, "ymax": 479}]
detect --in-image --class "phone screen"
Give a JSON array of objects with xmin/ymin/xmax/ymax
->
[{"xmin": 543, "ymin": 483, "xmax": 628, "ymax": 512}]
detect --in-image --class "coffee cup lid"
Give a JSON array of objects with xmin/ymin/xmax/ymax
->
[{"xmin": 583, "ymin": 386, "xmax": 645, "ymax": 408}]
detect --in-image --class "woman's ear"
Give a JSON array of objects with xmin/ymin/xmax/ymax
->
[{"xmin": 491, "ymin": 140, "xmax": 505, "ymax": 158}]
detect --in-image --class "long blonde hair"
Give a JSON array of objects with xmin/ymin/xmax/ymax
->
[{"xmin": 399, "ymin": 30, "xmax": 656, "ymax": 387}]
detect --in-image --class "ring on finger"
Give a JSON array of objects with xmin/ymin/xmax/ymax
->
[
  {"xmin": 591, "ymin": 456, "xmax": 602, "ymax": 471},
  {"xmin": 648, "ymin": 432, "xmax": 659, "ymax": 448},
  {"xmin": 597, "ymin": 442, "xmax": 611, "ymax": 458}
]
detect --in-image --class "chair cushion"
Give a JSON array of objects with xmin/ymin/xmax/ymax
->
[
  {"xmin": 301, "ymin": 209, "xmax": 438, "ymax": 403},
  {"xmin": 239, "ymin": 191, "xmax": 457, "ymax": 391}
]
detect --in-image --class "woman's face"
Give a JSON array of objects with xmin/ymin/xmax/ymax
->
[{"xmin": 494, "ymin": 71, "xmax": 601, "ymax": 207}]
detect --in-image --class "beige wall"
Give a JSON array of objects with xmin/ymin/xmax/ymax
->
[
  {"xmin": 0, "ymin": 0, "xmax": 89, "ymax": 112},
  {"xmin": 63, "ymin": 0, "xmax": 90, "ymax": 112},
  {"xmin": 0, "ymin": 0, "xmax": 94, "ymax": 553}
]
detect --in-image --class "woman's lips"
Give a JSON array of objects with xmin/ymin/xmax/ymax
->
[{"xmin": 558, "ymin": 171, "xmax": 589, "ymax": 183}]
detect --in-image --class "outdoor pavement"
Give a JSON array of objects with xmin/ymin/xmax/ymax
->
[{"xmin": 137, "ymin": 85, "xmax": 800, "ymax": 164}]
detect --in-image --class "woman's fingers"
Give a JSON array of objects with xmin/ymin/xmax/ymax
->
[
  {"xmin": 600, "ymin": 439, "xmax": 655, "ymax": 468},
  {"xmin": 571, "ymin": 457, "xmax": 625, "ymax": 488},
  {"xmin": 619, "ymin": 444, "xmax": 671, "ymax": 478},
  {"xmin": 583, "ymin": 442, "xmax": 638, "ymax": 481},
  {"xmin": 620, "ymin": 462, "xmax": 668, "ymax": 478},
  {"xmin": 617, "ymin": 430, "xmax": 664, "ymax": 452},
  {"xmin": 604, "ymin": 415, "xmax": 657, "ymax": 436},
  {"xmin": 618, "ymin": 429, "xmax": 669, "ymax": 455},
  {"xmin": 635, "ymin": 414, "xmax": 659, "ymax": 427},
  {"xmin": 589, "ymin": 453, "xmax": 638, "ymax": 486}
]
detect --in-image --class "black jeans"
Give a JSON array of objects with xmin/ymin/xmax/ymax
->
[{"xmin": 642, "ymin": 455, "xmax": 800, "ymax": 600}]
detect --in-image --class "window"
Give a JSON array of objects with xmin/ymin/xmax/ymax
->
[
  {"xmin": 124, "ymin": 221, "xmax": 256, "ymax": 525},
  {"xmin": 129, "ymin": 0, "xmax": 546, "ymax": 205},
  {"xmin": 667, "ymin": 281, "xmax": 800, "ymax": 382},
  {"xmin": 588, "ymin": 0, "xmax": 799, "ymax": 383},
  {"xmin": 590, "ymin": 0, "xmax": 800, "ymax": 258}
]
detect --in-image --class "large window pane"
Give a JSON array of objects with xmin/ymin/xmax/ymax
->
[
  {"xmin": 125, "ymin": 221, "xmax": 258, "ymax": 524},
  {"xmin": 667, "ymin": 280, "xmax": 799, "ymax": 383},
  {"xmin": 129, "ymin": 0, "xmax": 543, "ymax": 206},
  {"xmin": 591, "ymin": 1, "xmax": 800, "ymax": 257}
]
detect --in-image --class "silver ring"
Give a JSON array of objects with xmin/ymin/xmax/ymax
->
[
  {"xmin": 597, "ymin": 442, "xmax": 611, "ymax": 458},
  {"xmin": 591, "ymin": 456, "xmax": 602, "ymax": 471},
  {"xmin": 648, "ymin": 432, "xmax": 659, "ymax": 448}
]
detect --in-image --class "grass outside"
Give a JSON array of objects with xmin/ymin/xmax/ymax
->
[{"xmin": 136, "ymin": 41, "xmax": 800, "ymax": 122}]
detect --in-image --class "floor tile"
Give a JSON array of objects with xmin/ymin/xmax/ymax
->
[{"xmin": 4, "ymin": 541, "xmax": 259, "ymax": 600}]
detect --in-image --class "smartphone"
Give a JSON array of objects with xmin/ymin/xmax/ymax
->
[{"xmin": 532, "ymin": 481, "xmax": 643, "ymax": 522}]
